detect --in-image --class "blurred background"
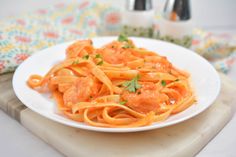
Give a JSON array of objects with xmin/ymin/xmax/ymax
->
[{"xmin": 1, "ymin": 0, "xmax": 236, "ymax": 34}]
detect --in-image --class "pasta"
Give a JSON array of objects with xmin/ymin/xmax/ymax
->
[{"xmin": 27, "ymin": 35, "xmax": 196, "ymax": 128}]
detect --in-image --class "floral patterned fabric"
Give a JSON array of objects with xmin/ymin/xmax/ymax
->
[
  {"xmin": 0, "ymin": 1, "xmax": 235, "ymax": 74},
  {"xmin": 190, "ymin": 29, "xmax": 236, "ymax": 73},
  {"xmin": 0, "ymin": 1, "xmax": 121, "ymax": 74}
]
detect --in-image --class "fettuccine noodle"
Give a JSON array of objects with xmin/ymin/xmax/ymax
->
[{"xmin": 27, "ymin": 35, "xmax": 196, "ymax": 128}]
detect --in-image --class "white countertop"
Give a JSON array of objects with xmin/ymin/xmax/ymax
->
[{"xmin": 0, "ymin": 0, "xmax": 236, "ymax": 156}]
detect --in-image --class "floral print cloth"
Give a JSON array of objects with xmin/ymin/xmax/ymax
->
[
  {"xmin": 190, "ymin": 29, "xmax": 236, "ymax": 73},
  {"xmin": 0, "ymin": 0, "xmax": 235, "ymax": 74},
  {"xmin": 0, "ymin": 1, "xmax": 121, "ymax": 74}
]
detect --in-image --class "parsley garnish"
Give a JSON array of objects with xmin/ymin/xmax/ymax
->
[
  {"xmin": 82, "ymin": 54, "xmax": 89, "ymax": 60},
  {"xmin": 175, "ymin": 79, "xmax": 180, "ymax": 82},
  {"xmin": 118, "ymin": 34, "xmax": 128, "ymax": 42},
  {"xmin": 123, "ymin": 75, "xmax": 141, "ymax": 92},
  {"xmin": 72, "ymin": 59, "xmax": 79, "ymax": 65},
  {"xmin": 119, "ymin": 100, "xmax": 127, "ymax": 105},
  {"xmin": 118, "ymin": 34, "xmax": 134, "ymax": 48},
  {"xmin": 122, "ymin": 44, "xmax": 133, "ymax": 49},
  {"xmin": 161, "ymin": 80, "xmax": 166, "ymax": 87},
  {"xmin": 97, "ymin": 60, "xmax": 103, "ymax": 65},
  {"xmin": 95, "ymin": 54, "xmax": 102, "ymax": 59}
]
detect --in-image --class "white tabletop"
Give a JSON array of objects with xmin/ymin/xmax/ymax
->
[{"xmin": 0, "ymin": 0, "xmax": 236, "ymax": 157}]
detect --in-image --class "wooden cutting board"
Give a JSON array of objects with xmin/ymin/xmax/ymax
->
[{"xmin": 0, "ymin": 72, "xmax": 236, "ymax": 157}]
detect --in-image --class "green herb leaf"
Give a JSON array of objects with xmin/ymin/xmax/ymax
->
[
  {"xmin": 161, "ymin": 80, "xmax": 166, "ymax": 87},
  {"xmin": 72, "ymin": 59, "xmax": 79, "ymax": 65},
  {"xmin": 95, "ymin": 54, "xmax": 102, "ymax": 58},
  {"xmin": 97, "ymin": 60, "xmax": 103, "ymax": 65},
  {"xmin": 118, "ymin": 34, "xmax": 128, "ymax": 42},
  {"xmin": 122, "ymin": 44, "xmax": 133, "ymax": 49},
  {"xmin": 82, "ymin": 54, "xmax": 89, "ymax": 60},
  {"xmin": 175, "ymin": 79, "xmax": 180, "ymax": 82},
  {"xmin": 122, "ymin": 75, "xmax": 141, "ymax": 92},
  {"xmin": 119, "ymin": 100, "xmax": 127, "ymax": 105}
]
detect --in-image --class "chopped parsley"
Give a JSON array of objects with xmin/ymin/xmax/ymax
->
[
  {"xmin": 175, "ymin": 79, "xmax": 180, "ymax": 82},
  {"xmin": 119, "ymin": 100, "xmax": 127, "ymax": 105},
  {"xmin": 82, "ymin": 54, "xmax": 89, "ymax": 60},
  {"xmin": 118, "ymin": 34, "xmax": 134, "ymax": 49},
  {"xmin": 72, "ymin": 59, "xmax": 79, "ymax": 65},
  {"xmin": 95, "ymin": 54, "xmax": 102, "ymax": 59},
  {"xmin": 161, "ymin": 80, "xmax": 167, "ymax": 87},
  {"xmin": 122, "ymin": 75, "xmax": 141, "ymax": 92},
  {"xmin": 122, "ymin": 44, "xmax": 133, "ymax": 49},
  {"xmin": 97, "ymin": 60, "xmax": 103, "ymax": 65},
  {"xmin": 118, "ymin": 34, "xmax": 128, "ymax": 42}
]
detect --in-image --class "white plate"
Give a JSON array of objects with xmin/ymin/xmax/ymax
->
[{"xmin": 13, "ymin": 37, "xmax": 221, "ymax": 132}]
